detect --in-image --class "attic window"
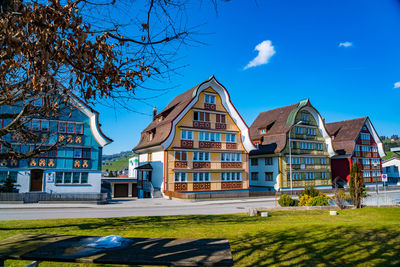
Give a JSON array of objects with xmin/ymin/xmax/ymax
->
[
  {"xmin": 260, "ymin": 129, "xmax": 266, "ymax": 134},
  {"xmin": 148, "ymin": 129, "xmax": 156, "ymax": 141},
  {"xmin": 158, "ymin": 116, "xmax": 163, "ymax": 122},
  {"xmin": 301, "ymin": 113, "xmax": 309, "ymax": 122}
]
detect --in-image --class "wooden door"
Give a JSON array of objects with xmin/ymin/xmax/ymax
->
[
  {"xmin": 30, "ymin": 169, "xmax": 43, "ymax": 191},
  {"xmin": 132, "ymin": 183, "xmax": 138, "ymax": 197},
  {"xmin": 114, "ymin": 184, "xmax": 128, "ymax": 197}
]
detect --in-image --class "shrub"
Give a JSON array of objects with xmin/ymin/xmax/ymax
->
[
  {"xmin": 333, "ymin": 190, "xmax": 347, "ymax": 209},
  {"xmin": 298, "ymin": 194, "xmax": 312, "ymax": 206},
  {"xmin": 307, "ymin": 195, "xmax": 329, "ymax": 206},
  {"xmin": 301, "ymin": 186, "xmax": 319, "ymax": 198},
  {"xmin": 278, "ymin": 194, "xmax": 297, "ymax": 207}
]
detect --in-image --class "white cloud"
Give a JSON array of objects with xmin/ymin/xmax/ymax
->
[
  {"xmin": 338, "ymin": 41, "xmax": 353, "ymax": 48},
  {"xmin": 244, "ymin": 40, "xmax": 276, "ymax": 70},
  {"xmin": 394, "ymin": 82, "xmax": 400, "ymax": 88}
]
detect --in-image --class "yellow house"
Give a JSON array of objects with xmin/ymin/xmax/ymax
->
[{"xmin": 133, "ymin": 76, "xmax": 255, "ymax": 198}]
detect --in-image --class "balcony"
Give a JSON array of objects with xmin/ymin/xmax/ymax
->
[
  {"xmin": 193, "ymin": 182, "xmax": 211, "ymax": 191},
  {"xmin": 193, "ymin": 161, "xmax": 211, "ymax": 169},
  {"xmin": 199, "ymin": 141, "xmax": 221, "ymax": 149},
  {"xmin": 181, "ymin": 140, "xmax": 193, "ymax": 148},
  {"xmin": 204, "ymin": 103, "xmax": 216, "ymax": 111},
  {"xmin": 193, "ymin": 121, "xmax": 211, "ymax": 129},
  {"xmin": 221, "ymin": 162, "xmax": 242, "ymax": 169},
  {"xmin": 174, "ymin": 161, "xmax": 188, "ymax": 168}
]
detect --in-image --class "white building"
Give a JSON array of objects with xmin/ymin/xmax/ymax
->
[{"xmin": 382, "ymin": 157, "xmax": 400, "ymax": 184}]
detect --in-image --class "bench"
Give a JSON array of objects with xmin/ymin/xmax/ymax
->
[{"xmin": 0, "ymin": 233, "xmax": 233, "ymax": 266}]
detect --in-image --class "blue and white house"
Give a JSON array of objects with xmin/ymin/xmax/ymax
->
[{"xmin": 0, "ymin": 95, "xmax": 112, "ymax": 193}]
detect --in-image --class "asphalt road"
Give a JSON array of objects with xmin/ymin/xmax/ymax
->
[{"xmin": 0, "ymin": 198, "xmax": 277, "ymax": 221}]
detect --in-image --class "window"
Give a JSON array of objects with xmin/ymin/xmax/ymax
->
[
  {"xmin": 216, "ymin": 114, "xmax": 226, "ymax": 124},
  {"xmin": 306, "ymin": 128, "xmax": 316, "ymax": 135},
  {"xmin": 193, "ymin": 152, "xmax": 210, "ymax": 161},
  {"xmin": 204, "ymin": 94, "xmax": 216, "ymax": 104},
  {"xmin": 50, "ymin": 121, "xmax": 59, "ymax": 132},
  {"xmin": 363, "ymin": 171, "xmax": 371, "ymax": 177},
  {"xmin": 286, "ymin": 157, "xmax": 300, "ymax": 164},
  {"xmin": 372, "ymin": 146, "xmax": 378, "ymax": 152},
  {"xmin": 175, "ymin": 151, "xmax": 187, "ymax": 161},
  {"xmin": 221, "ymin": 172, "xmax": 241, "ymax": 181},
  {"xmin": 199, "ymin": 132, "xmax": 220, "ymax": 141},
  {"xmin": 302, "ymin": 114, "xmax": 309, "ymax": 121},
  {"xmin": 304, "ymin": 172, "xmax": 315, "ymax": 179},
  {"xmin": 221, "ymin": 153, "xmax": 241, "ymax": 162},
  {"xmin": 316, "ymin": 143, "xmax": 323, "ymax": 150},
  {"xmin": 362, "ymin": 158, "xmax": 370, "ymax": 165},
  {"xmin": 265, "ymin": 157, "xmax": 273, "ymax": 165},
  {"xmin": 59, "ymin": 122, "xmax": 67, "ymax": 133},
  {"xmin": 371, "ymin": 159, "xmax": 380, "ymax": 166},
  {"xmin": 193, "ymin": 111, "xmax": 210, "ymax": 122},
  {"xmin": 193, "ymin": 172, "xmax": 210, "ymax": 182},
  {"xmin": 73, "ymin": 148, "xmax": 82, "ymax": 158},
  {"xmin": 320, "ymin": 158, "xmax": 327, "ymax": 165},
  {"xmin": 64, "ymin": 172, "xmax": 72, "ymax": 183},
  {"xmin": 75, "ymin": 123, "xmax": 84, "ymax": 134},
  {"xmin": 361, "ymin": 133, "xmax": 370, "ymax": 140},
  {"xmin": 321, "ymin": 172, "xmax": 327, "ymax": 179},
  {"xmin": 260, "ymin": 128, "xmax": 267, "ymax": 134},
  {"xmin": 251, "ymin": 158, "xmax": 258, "ymax": 166},
  {"xmin": 56, "ymin": 172, "xmax": 88, "ymax": 184},
  {"xmin": 226, "ymin": 134, "xmax": 236, "ymax": 143},
  {"xmin": 32, "ymin": 120, "xmax": 41, "ymax": 131},
  {"xmin": 300, "ymin": 142, "xmax": 313, "ymax": 150},
  {"xmin": 41, "ymin": 120, "xmax": 50, "ymax": 132},
  {"xmin": 386, "ymin": 166, "xmax": 391, "ymax": 172},
  {"xmin": 362, "ymin": 146, "xmax": 371, "ymax": 152},
  {"xmin": 174, "ymin": 172, "xmax": 187, "ymax": 182},
  {"xmin": 72, "ymin": 172, "xmax": 80, "ymax": 183},
  {"xmin": 81, "ymin": 172, "xmax": 88, "ymax": 183},
  {"xmin": 304, "ymin": 158, "xmax": 314, "ymax": 165},
  {"xmin": 82, "ymin": 148, "xmax": 91, "ymax": 159},
  {"xmin": 67, "ymin": 123, "xmax": 75, "ymax": 133},
  {"xmin": 394, "ymin": 166, "xmax": 399, "ymax": 172},
  {"xmin": 265, "ymin": 172, "xmax": 273, "ymax": 181},
  {"xmin": 181, "ymin": 130, "xmax": 193, "ymax": 140},
  {"xmin": 251, "ymin": 172, "xmax": 258, "ymax": 181},
  {"xmin": 355, "ymin": 145, "xmax": 361, "ymax": 151},
  {"xmin": 292, "ymin": 172, "xmax": 301, "ymax": 180},
  {"xmin": 296, "ymin": 127, "xmax": 303, "ymax": 134}
]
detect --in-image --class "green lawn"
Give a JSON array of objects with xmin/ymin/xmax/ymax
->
[
  {"xmin": 1, "ymin": 208, "xmax": 400, "ymax": 266},
  {"xmin": 102, "ymin": 157, "xmax": 129, "ymax": 172}
]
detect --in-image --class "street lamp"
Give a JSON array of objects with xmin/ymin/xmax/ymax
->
[{"xmin": 289, "ymin": 121, "xmax": 303, "ymax": 195}]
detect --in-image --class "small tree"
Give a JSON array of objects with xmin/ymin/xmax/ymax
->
[
  {"xmin": 1, "ymin": 174, "xmax": 16, "ymax": 192},
  {"xmin": 349, "ymin": 162, "xmax": 364, "ymax": 208}
]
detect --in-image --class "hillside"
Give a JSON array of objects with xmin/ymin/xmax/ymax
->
[{"xmin": 102, "ymin": 151, "xmax": 134, "ymax": 171}]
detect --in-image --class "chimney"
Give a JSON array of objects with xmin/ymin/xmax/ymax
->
[{"xmin": 152, "ymin": 107, "xmax": 157, "ymax": 121}]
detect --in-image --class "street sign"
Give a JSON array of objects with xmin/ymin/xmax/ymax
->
[{"xmin": 382, "ymin": 174, "xmax": 388, "ymax": 182}]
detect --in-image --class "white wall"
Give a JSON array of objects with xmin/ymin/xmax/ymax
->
[
  {"xmin": 16, "ymin": 171, "xmax": 30, "ymax": 193},
  {"xmin": 249, "ymin": 156, "xmax": 279, "ymax": 189},
  {"xmin": 150, "ymin": 151, "xmax": 164, "ymax": 190},
  {"xmin": 128, "ymin": 155, "xmax": 138, "ymax": 178},
  {"xmin": 45, "ymin": 172, "xmax": 101, "ymax": 193}
]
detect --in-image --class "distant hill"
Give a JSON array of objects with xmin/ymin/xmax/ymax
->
[{"xmin": 102, "ymin": 151, "xmax": 134, "ymax": 171}]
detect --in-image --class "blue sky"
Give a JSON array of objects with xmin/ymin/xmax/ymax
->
[{"xmin": 97, "ymin": 0, "xmax": 400, "ymax": 155}]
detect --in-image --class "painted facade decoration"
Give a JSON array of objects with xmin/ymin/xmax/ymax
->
[
  {"xmin": 326, "ymin": 117, "xmax": 385, "ymax": 185},
  {"xmin": 249, "ymin": 99, "xmax": 335, "ymax": 191},
  {"xmin": 0, "ymin": 95, "xmax": 112, "ymax": 193},
  {"xmin": 133, "ymin": 76, "xmax": 255, "ymax": 198}
]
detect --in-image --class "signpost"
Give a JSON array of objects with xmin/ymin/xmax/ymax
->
[{"xmin": 382, "ymin": 174, "xmax": 388, "ymax": 204}]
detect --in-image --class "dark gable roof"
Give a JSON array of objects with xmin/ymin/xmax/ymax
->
[
  {"xmin": 133, "ymin": 81, "xmax": 203, "ymax": 151},
  {"xmin": 325, "ymin": 117, "xmax": 368, "ymax": 155},
  {"xmin": 249, "ymin": 100, "xmax": 312, "ymax": 153}
]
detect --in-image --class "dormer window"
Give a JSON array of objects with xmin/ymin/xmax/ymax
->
[
  {"xmin": 260, "ymin": 129, "xmax": 266, "ymax": 134},
  {"xmin": 148, "ymin": 129, "xmax": 156, "ymax": 141},
  {"xmin": 205, "ymin": 94, "xmax": 216, "ymax": 104}
]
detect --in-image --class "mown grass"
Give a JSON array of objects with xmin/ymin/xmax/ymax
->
[{"xmin": 1, "ymin": 208, "xmax": 400, "ymax": 266}]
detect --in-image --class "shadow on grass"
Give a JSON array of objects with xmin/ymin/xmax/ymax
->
[
  {"xmin": 0, "ymin": 214, "xmax": 261, "ymax": 231},
  {"xmin": 231, "ymin": 225, "xmax": 400, "ymax": 266}
]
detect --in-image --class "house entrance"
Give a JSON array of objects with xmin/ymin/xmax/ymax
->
[{"xmin": 30, "ymin": 169, "xmax": 44, "ymax": 191}]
